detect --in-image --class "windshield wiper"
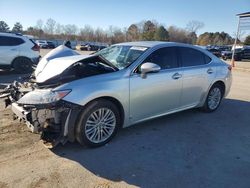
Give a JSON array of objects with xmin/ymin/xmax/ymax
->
[{"xmin": 98, "ymin": 55, "xmax": 119, "ymax": 71}]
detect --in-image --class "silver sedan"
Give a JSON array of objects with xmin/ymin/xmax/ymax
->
[{"xmin": 2, "ymin": 41, "xmax": 232, "ymax": 148}]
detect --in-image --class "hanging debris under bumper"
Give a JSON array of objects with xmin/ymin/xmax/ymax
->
[{"xmin": 10, "ymin": 98, "xmax": 82, "ymax": 148}]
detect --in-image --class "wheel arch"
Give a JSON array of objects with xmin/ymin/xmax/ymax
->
[
  {"xmin": 85, "ymin": 96, "xmax": 125, "ymax": 126},
  {"xmin": 67, "ymin": 96, "xmax": 125, "ymax": 143},
  {"xmin": 198, "ymin": 79, "xmax": 226, "ymax": 108},
  {"xmin": 11, "ymin": 56, "xmax": 31, "ymax": 68},
  {"xmin": 212, "ymin": 80, "xmax": 225, "ymax": 97}
]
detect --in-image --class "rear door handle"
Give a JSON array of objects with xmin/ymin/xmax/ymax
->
[
  {"xmin": 207, "ymin": 68, "xmax": 213, "ymax": 74},
  {"xmin": 172, "ymin": 73, "xmax": 182, "ymax": 80}
]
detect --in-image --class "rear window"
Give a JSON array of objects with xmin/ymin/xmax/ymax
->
[
  {"xmin": 0, "ymin": 36, "xmax": 25, "ymax": 46},
  {"xmin": 179, "ymin": 47, "xmax": 211, "ymax": 67}
]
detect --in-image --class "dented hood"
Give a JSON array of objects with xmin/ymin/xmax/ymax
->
[
  {"xmin": 35, "ymin": 55, "xmax": 93, "ymax": 83},
  {"xmin": 35, "ymin": 45, "xmax": 90, "ymax": 83}
]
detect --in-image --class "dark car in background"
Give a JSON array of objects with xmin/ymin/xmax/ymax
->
[
  {"xmin": 76, "ymin": 43, "xmax": 107, "ymax": 51},
  {"xmin": 47, "ymin": 41, "xmax": 56, "ymax": 49},
  {"xmin": 207, "ymin": 48, "xmax": 221, "ymax": 57},
  {"xmin": 76, "ymin": 43, "xmax": 90, "ymax": 51},
  {"xmin": 206, "ymin": 45, "xmax": 232, "ymax": 58}
]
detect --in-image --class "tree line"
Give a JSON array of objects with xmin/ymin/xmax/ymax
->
[{"xmin": 0, "ymin": 19, "xmax": 249, "ymax": 45}]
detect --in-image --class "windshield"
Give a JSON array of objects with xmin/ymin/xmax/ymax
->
[{"xmin": 95, "ymin": 45, "xmax": 148, "ymax": 69}]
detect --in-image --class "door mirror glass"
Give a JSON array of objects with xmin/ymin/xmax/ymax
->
[{"xmin": 140, "ymin": 62, "xmax": 161, "ymax": 78}]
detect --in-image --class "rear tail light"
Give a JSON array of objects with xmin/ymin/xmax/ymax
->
[{"xmin": 32, "ymin": 44, "xmax": 40, "ymax": 52}]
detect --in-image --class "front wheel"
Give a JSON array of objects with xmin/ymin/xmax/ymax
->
[
  {"xmin": 202, "ymin": 84, "xmax": 223, "ymax": 112},
  {"xmin": 76, "ymin": 99, "xmax": 121, "ymax": 147}
]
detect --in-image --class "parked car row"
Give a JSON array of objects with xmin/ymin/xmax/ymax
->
[
  {"xmin": 206, "ymin": 45, "xmax": 250, "ymax": 61},
  {"xmin": 76, "ymin": 43, "xmax": 107, "ymax": 51},
  {"xmin": 221, "ymin": 47, "xmax": 250, "ymax": 61}
]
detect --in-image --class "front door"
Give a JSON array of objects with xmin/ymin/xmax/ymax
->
[{"xmin": 129, "ymin": 47, "xmax": 183, "ymax": 123}]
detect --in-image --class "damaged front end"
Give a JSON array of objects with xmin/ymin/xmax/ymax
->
[
  {"xmin": 1, "ymin": 83, "xmax": 81, "ymax": 148},
  {"xmin": 0, "ymin": 45, "xmax": 117, "ymax": 148}
]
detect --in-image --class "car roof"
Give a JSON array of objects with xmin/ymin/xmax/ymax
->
[
  {"xmin": 115, "ymin": 41, "xmax": 197, "ymax": 48},
  {"xmin": 115, "ymin": 41, "xmax": 170, "ymax": 47},
  {"xmin": 0, "ymin": 32, "xmax": 23, "ymax": 38}
]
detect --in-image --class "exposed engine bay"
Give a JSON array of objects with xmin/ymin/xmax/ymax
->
[{"xmin": 0, "ymin": 45, "xmax": 117, "ymax": 148}]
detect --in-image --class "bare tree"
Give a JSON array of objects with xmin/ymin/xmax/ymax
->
[
  {"xmin": 168, "ymin": 25, "xmax": 191, "ymax": 43},
  {"xmin": 44, "ymin": 18, "xmax": 56, "ymax": 34},
  {"xmin": 79, "ymin": 25, "xmax": 95, "ymax": 41},
  {"xmin": 36, "ymin": 19, "xmax": 43, "ymax": 30},
  {"xmin": 64, "ymin": 24, "xmax": 78, "ymax": 35},
  {"xmin": 55, "ymin": 23, "xmax": 63, "ymax": 34},
  {"xmin": 186, "ymin": 20, "xmax": 204, "ymax": 33}
]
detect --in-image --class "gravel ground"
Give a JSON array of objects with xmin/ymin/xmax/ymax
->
[{"xmin": 0, "ymin": 49, "xmax": 250, "ymax": 188}]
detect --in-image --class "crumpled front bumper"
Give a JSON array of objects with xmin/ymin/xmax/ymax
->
[
  {"xmin": 11, "ymin": 102, "xmax": 36, "ymax": 132},
  {"xmin": 10, "ymin": 99, "xmax": 82, "ymax": 148}
]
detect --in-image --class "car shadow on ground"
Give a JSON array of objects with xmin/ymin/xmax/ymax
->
[{"xmin": 52, "ymin": 98, "xmax": 250, "ymax": 188}]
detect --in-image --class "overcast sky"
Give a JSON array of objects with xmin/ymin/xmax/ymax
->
[{"xmin": 0, "ymin": 0, "xmax": 249, "ymax": 36}]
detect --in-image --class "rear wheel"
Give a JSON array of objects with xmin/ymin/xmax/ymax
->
[
  {"xmin": 12, "ymin": 57, "xmax": 33, "ymax": 74},
  {"xmin": 76, "ymin": 99, "xmax": 121, "ymax": 147},
  {"xmin": 202, "ymin": 84, "xmax": 223, "ymax": 112}
]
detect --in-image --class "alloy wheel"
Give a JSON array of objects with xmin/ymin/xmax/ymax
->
[
  {"xmin": 208, "ymin": 87, "xmax": 221, "ymax": 110},
  {"xmin": 84, "ymin": 108, "xmax": 116, "ymax": 143}
]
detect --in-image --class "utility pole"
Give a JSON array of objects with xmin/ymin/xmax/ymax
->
[{"xmin": 231, "ymin": 17, "xmax": 240, "ymax": 67}]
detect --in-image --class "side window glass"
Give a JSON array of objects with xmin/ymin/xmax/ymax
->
[
  {"xmin": 204, "ymin": 54, "xmax": 211, "ymax": 64},
  {"xmin": 144, "ymin": 47, "xmax": 178, "ymax": 70},
  {"xmin": 179, "ymin": 47, "xmax": 206, "ymax": 67},
  {"xmin": 0, "ymin": 36, "xmax": 24, "ymax": 46},
  {"xmin": 0, "ymin": 36, "xmax": 7, "ymax": 46}
]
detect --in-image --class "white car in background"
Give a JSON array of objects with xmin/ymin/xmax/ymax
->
[
  {"xmin": 36, "ymin": 40, "xmax": 48, "ymax": 49},
  {"xmin": 0, "ymin": 32, "xmax": 40, "ymax": 73}
]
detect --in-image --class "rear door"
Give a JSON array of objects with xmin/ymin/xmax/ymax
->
[
  {"xmin": 129, "ymin": 47, "xmax": 183, "ymax": 123},
  {"xmin": 178, "ymin": 47, "xmax": 214, "ymax": 108},
  {"xmin": 0, "ymin": 36, "xmax": 22, "ymax": 65}
]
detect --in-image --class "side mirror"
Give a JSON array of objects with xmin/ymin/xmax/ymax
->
[{"xmin": 140, "ymin": 62, "xmax": 161, "ymax": 78}]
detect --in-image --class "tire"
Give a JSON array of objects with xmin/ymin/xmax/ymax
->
[
  {"xmin": 202, "ymin": 83, "xmax": 223, "ymax": 112},
  {"xmin": 12, "ymin": 57, "xmax": 33, "ymax": 74},
  {"xmin": 76, "ymin": 99, "xmax": 121, "ymax": 147}
]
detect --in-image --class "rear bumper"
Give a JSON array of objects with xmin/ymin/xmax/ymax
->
[{"xmin": 224, "ymin": 72, "xmax": 232, "ymax": 97}]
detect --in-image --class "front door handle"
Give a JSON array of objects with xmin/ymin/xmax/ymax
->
[
  {"xmin": 207, "ymin": 68, "xmax": 213, "ymax": 74},
  {"xmin": 172, "ymin": 73, "xmax": 182, "ymax": 80}
]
